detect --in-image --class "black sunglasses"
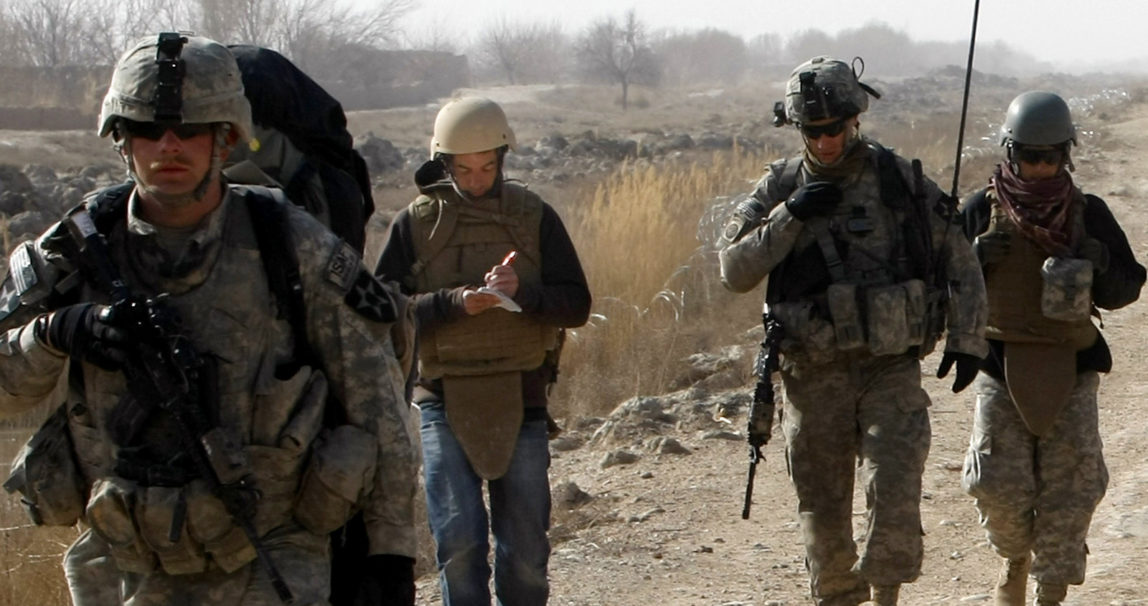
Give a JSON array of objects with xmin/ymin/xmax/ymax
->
[
  {"xmin": 799, "ymin": 119, "xmax": 848, "ymax": 139},
  {"xmin": 1012, "ymin": 146, "xmax": 1064, "ymax": 166},
  {"xmin": 121, "ymin": 119, "xmax": 215, "ymax": 141}
]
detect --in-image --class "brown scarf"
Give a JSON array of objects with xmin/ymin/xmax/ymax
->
[
  {"xmin": 802, "ymin": 136, "xmax": 871, "ymax": 184},
  {"xmin": 991, "ymin": 161, "xmax": 1080, "ymax": 257}
]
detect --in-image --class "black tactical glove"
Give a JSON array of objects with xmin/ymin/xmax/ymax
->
[
  {"xmin": 36, "ymin": 303, "xmax": 127, "ymax": 371},
  {"xmin": 936, "ymin": 352, "xmax": 982, "ymax": 393},
  {"xmin": 972, "ymin": 232, "xmax": 1011, "ymax": 266},
  {"xmin": 1077, "ymin": 237, "xmax": 1110, "ymax": 274},
  {"xmin": 352, "ymin": 554, "xmax": 415, "ymax": 606},
  {"xmin": 784, "ymin": 181, "xmax": 842, "ymax": 221},
  {"xmin": 722, "ymin": 197, "xmax": 769, "ymax": 244}
]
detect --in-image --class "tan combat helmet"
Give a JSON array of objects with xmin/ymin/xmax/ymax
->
[
  {"xmin": 98, "ymin": 32, "xmax": 253, "ymax": 143},
  {"xmin": 780, "ymin": 56, "xmax": 881, "ymax": 126},
  {"xmin": 430, "ymin": 97, "xmax": 516, "ymax": 157}
]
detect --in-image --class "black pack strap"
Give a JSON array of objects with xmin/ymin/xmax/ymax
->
[{"xmin": 244, "ymin": 187, "xmax": 316, "ymax": 371}]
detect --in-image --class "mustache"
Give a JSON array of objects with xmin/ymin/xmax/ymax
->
[{"xmin": 147, "ymin": 156, "xmax": 194, "ymax": 170}]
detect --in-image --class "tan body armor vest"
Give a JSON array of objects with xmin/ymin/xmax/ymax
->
[
  {"xmin": 982, "ymin": 193, "xmax": 1096, "ymax": 349},
  {"xmin": 410, "ymin": 182, "xmax": 559, "ymax": 380}
]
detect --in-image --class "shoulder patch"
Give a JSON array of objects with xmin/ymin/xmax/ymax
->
[
  {"xmin": 325, "ymin": 242, "xmax": 359, "ymax": 291},
  {"xmin": 344, "ymin": 270, "xmax": 398, "ymax": 323}
]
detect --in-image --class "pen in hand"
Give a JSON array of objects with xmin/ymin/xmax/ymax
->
[{"xmin": 500, "ymin": 250, "xmax": 517, "ymax": 266}]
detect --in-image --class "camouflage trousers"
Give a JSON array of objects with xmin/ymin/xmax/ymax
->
[
  {"xmin": 63, "ymin": 523, "xmax": 331, "ymax": 606},
  {"xmin": 779, "ymin": 352, "xmax": 931, "ymax": 604},
  {"xmin": 961, "ymin": 371, "xmax": 1108, "ymax": 586}
]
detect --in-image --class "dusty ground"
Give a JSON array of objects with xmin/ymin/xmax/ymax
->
[
  {"xmin": 1, "ymin": 76, "xmax": 1148, "ymax": 605},
  {"xmin": 496, "ymin": 94, "xmax": 1148, "ymax": 605}
]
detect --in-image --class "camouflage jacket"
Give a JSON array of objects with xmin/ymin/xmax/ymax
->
[
  {"xmin": 719, "ymin": 140, "xmax": 989, "ymax": 359},
  {"xmin": 0, "ymin": 186, "xmax": 418, "ymax": 559}
]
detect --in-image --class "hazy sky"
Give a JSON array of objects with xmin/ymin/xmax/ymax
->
[{"xmin": 397, "ymin": 0, "xmax": 1147, "ymax": 71}]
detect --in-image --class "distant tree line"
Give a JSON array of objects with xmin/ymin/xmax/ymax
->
[
  {"xmin": 0, "ymin": 1, "xmax": 1053, "ymax": 113},
  {"xmin": 454, "ymin": 12, "xmax": 1053, "ymax": 110},
  {"xmin": 0, "ymin": 0, "xmax": 412, "ymax": 75}
]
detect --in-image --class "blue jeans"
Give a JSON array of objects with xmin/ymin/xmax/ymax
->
[{"xmin": 420, "ymin": 400, "xmax": 551, "ymax": 606}]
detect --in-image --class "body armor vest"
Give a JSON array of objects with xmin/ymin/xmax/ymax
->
[
  {"xmin": 768, "ymin": 149, "xmax": 932, "ymax": 362},
  {"xmin": 983, "ymin": 191, "xmax": 1096, "ymax": 349},
  {"xmin": 409, "ymin": 182, "xmax": 559, "ymax": 379}
]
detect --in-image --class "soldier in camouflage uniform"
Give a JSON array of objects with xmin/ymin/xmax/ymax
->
[
  {"xmin": 0, "ymin": 34, "xmax": 418, "ymax": 605},
  {"xmin": 719, "ymin": 56, "xmax": 988, "ymax": 606},
  {"xmin": 960, "ymin": 91, "xmax": 1145, "ymax": 606},
  {"xmin": 375, "ymin": 97, "xmax": 591, "ymax": 605}
]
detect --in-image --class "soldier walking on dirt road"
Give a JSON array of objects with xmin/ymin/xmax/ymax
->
[
  {"xmin": 718, "ymin": 55, "xmax": 988, "ymax": 606},
  {"xmin": 959, "ymin": 91, "xmax": 1146, "ymax": 606}
]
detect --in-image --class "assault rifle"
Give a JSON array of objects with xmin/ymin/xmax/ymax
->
[
  {"xmin": 66, "ymin": 211, "xmax": 295, "ymax": 604},
  {"xmin": 742, "ymin": 312, "xmax": 783, "ymax": 520}
]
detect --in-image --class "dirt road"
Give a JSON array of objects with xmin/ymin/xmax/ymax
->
[{"xmin": 409, "ymin": 99, "xmax": 1148, "ymax": 605}]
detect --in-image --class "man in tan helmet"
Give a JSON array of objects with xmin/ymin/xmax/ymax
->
[
  {"xmin": 375, "ymin": 96, "xmax": 591, "ymax": 605},
  {"xmin": 718, "ymin": 56, "xmax": 988, "ymax": 605},
  {"xmin": 960, "ymin": 91, "xmax": 1145, "ymax": 606},
  {"xmin": 0, "ymin": 33, "xmax": 418, "ymax": 605}
]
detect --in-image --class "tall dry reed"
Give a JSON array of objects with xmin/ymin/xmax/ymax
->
[{"xmin": 552, "ymin": 149, "xmax": 774, "ymax": 420}]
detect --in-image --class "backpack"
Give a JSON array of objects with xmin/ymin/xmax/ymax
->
[{"xmin": 226, "ymin": 44, "xmax": 375, "ymax": 254}]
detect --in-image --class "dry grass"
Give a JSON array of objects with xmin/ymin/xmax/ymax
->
[
  {"xmin": 549, "ymin": 148, "xmax": 773, "ymax": 420},
  {"xmin": 0, "ymin": 430, "xmax": 77, "ymax": 605}
]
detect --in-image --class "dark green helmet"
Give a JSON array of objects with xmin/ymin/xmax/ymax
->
[{"xmin": 999, "ymin": 91, "xmax": 1076, "ymax": 147}]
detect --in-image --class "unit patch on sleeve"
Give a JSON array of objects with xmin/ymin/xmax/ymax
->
[{"xmin": 345, "ymin": 270, "xmax": 398, "ymax": 323}]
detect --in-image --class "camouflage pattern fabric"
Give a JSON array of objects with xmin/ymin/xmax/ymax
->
[
  {"xmin": 962, "ymin": 371, "xmax": 1107, "ymax": 586},
  {"xmin": 780, "ymin": 354, "xmax": 930, "ymax": 603},
  {"xmin": 719, "ymin": 140, "xmax": 987, "ymax": 605},
  {"xmin": 0, "ymin": 187, "xmax": 418, "ymax": 602}
]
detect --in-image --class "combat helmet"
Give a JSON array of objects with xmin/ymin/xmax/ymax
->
[
  {"xmin": 98, "ymin": 32, "xmax": 253, "ymax": 143},
  {"xmin": 999, "ymin": 91, "xmax": 1076, "ymax": 147},
  {"xmin": 430, "ymin": 97, "xmax": 516, "ymax": 157},
  {"xmin": 776, "ymin": 56, "xmax": 881, "ymax": 127}
]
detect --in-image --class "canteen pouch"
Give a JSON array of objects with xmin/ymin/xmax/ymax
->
[
  {"xmin": 294, "ymin": 424, "xmax": 378, "ymax": 535},
  {"xmin": 1041, "ymin": 257, "xmax": 1093, "ymax": 322},
  {"xmin": 3, "ymin": 404, "xmax": 85, "ymax": 526},
  {"xmin": 86, "ymin": 477, "xmax": 156, "ymax": 573},
  {"xmin": 827, "ymin": 283, "xmax": 865, "ymax": 351}
]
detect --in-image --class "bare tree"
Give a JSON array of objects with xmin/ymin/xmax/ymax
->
[
  {"xmin": 655, "ymin": 28, "xmax": 746, "ymax": 87},
  {"xmin": 576, "ymin": 10, "xmax": 660, "ymax": 110},
  {"xmin": 476, "ymin": 18, "xmax": 566, "ymax": 85},
  {"xmin": 7, "ymin": 0, "xmax": 87, "ymax": 66}
]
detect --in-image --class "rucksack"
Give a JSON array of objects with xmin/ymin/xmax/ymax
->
[{"xmin": 226, "ymin": 44, "xmax": 374, "ymax": 254}]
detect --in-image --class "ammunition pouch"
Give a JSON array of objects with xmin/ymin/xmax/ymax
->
[
  {"xmin": 865, "ymin": 279, "xmax": 928, "ymax": 356},
  {"xmin": 1041, "ymin": 257, "xmax": 1093, "ymax": 323},
  {"xmin": 773, "ymin": 279, "xmax": 932, "ymax": 364},
  {"xmin": 293, "ymin": 424, "xmax": 378, "ymax": 536},
  {"xmin": 137, "ymin": 485, "xmax": 208, "ymax": 575},
  {"xmin": 86, "ymin": 477, "xmax": 156, "ymax": 574},
  {"xmin": 3, "ymin": 404, "xmax": 86, "ymax": 527}
]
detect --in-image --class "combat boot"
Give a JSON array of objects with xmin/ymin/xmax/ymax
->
[
  {"xmin": 1034, "ymin": 581, "xmax": 1067, "ymax": 605},
  {"xmin": 994, "ymin": 554, "xmax": 1031, "ymax": 605},
  {"xmin": 870, "ymin": 585, "xmax": 899, "ymax": 605}
]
